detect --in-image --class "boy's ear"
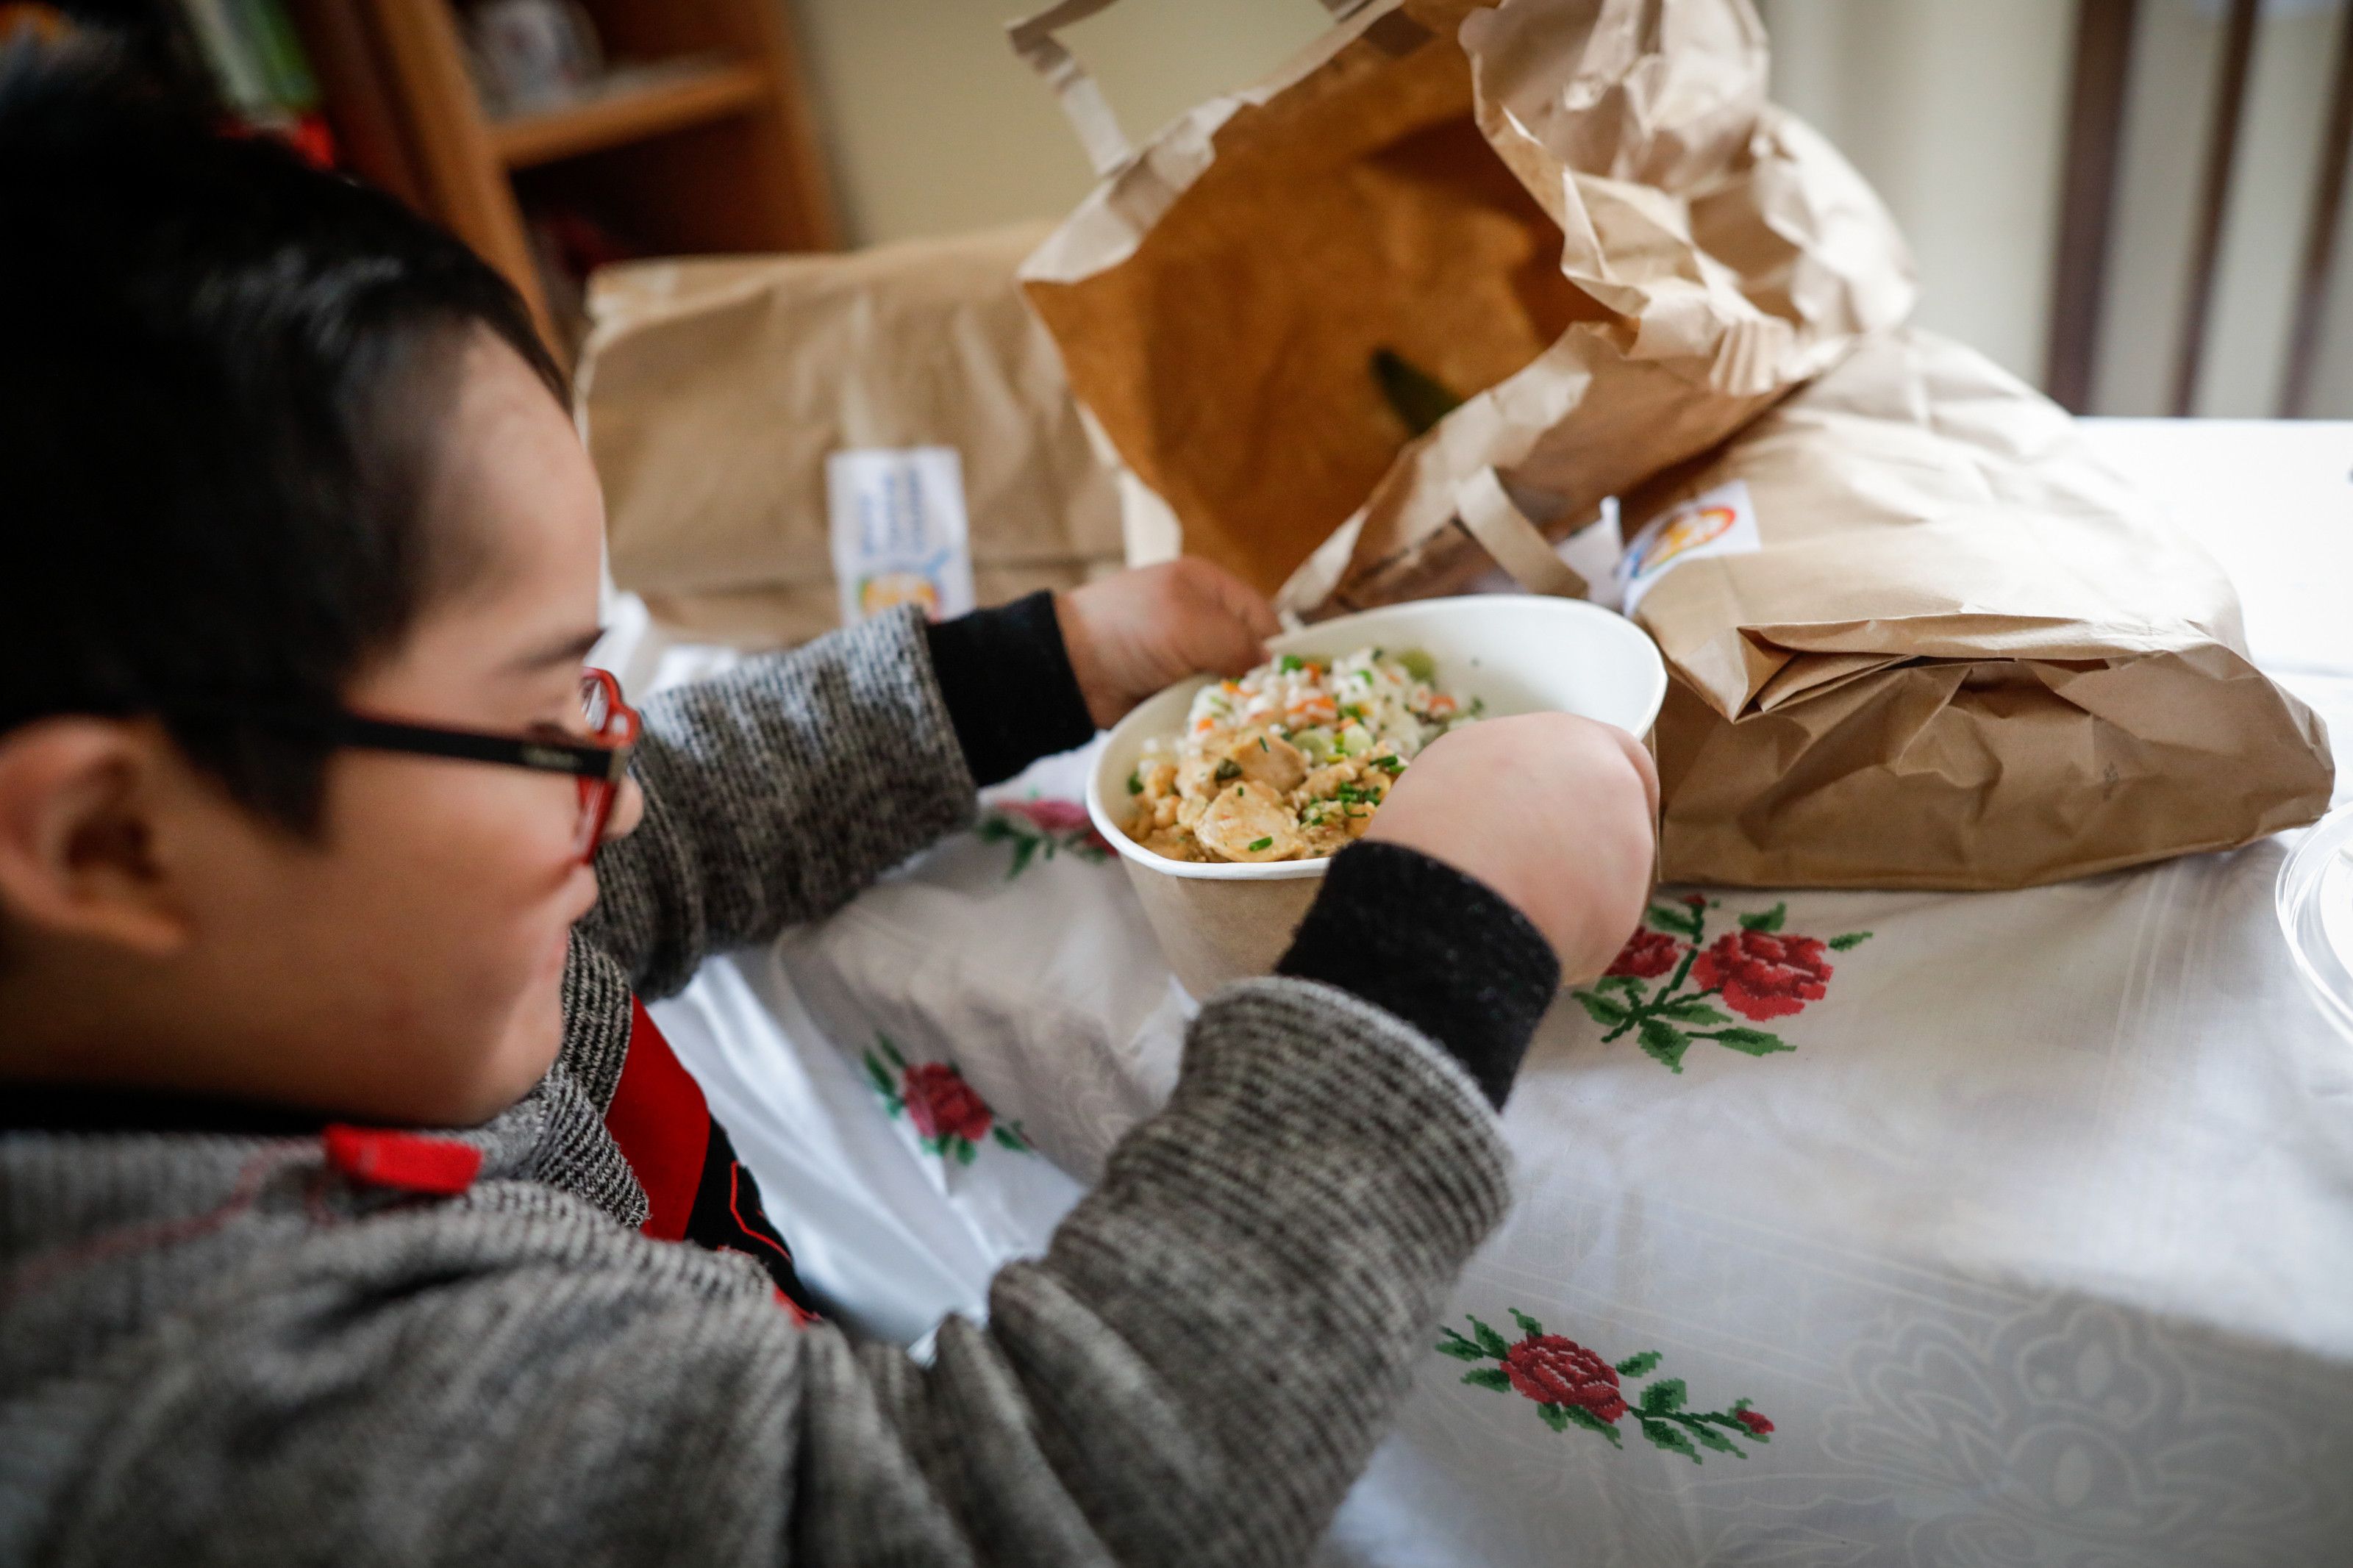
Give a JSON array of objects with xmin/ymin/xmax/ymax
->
[{"xmin": 0, "ymin": 719, "xmax": 193, "ymax": 958}]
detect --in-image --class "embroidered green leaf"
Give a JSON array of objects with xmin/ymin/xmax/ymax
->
[
  {"xmin": 874, "ymin": 1034, "xmax": 910, "ymax": 1070},
  {"xmin": 1640, "ymin": 1378, "xmax": 1687, "ymax": 1415},
  {"xmin": 1640, "ymin": 1418, "xmax": 1700, "ymax": 1462},
  {"xmin": 1537, "ymin": 1403, "xmax": 1569, "ymax": 1433},
  {"xmin": 1435, "ymin": 1328, "xmax": 1488, "ymax": 1361},
  {"xmin": 1461, "ymin": 1367, "xmax": 1512, "ymax": 1394},
  {"xmin": 1006, "ymin": 837, "xmax": 1039, "ymax": 880},
  {"xmin": 1649, "ymin": 901, "xmax": 1704, "ymax": 941},
  {"xmin": 1657, "ymin": 999, "xmax": 1732, "ymax": 1025},
  {"xmin": 1638, "ymin": 1017, "xmax": 1693, "ymax": 1073},
  {"xmin": 1686, "ymin": 1420, "xmax": 1742, "ymax": 1456},
  {"xmin": 993, "ymin": 1125, "xmax": 1029, "ymax": 1153},
  {"xmin": 1613, "ymin": 1350, "xmax": 1663, "ymax": 1378},
  {"xmin": 1595, "ymin": 974, "xmax": 1645, "ymax": 998},
  {"xmin": 1507, "ymin": 1307, "xmax": 1545, "ymax": 1339},
  {"xmin": 863, "ymin": 1053, "xmax": 898, "ymax": 1103},
  {"xmin": 1829, "ymin": 931, "xmax": 1874, "ymax": 951},
  {"xmin": 954, "ymin": 1138, "xmax": 978, "ymax": 1167},
  {"xmin": 1468, "ymin": 1316, "xmax": 1511, "ymax": 1358},
  {"xmin": 1707, "ymin": 1027, "xmax": 1795, "ymax": 1057},
  {"xmin": 1560, "ymin": 1404, "xmax": 1624, "ymax": 1446},
  {"xmin": 1575, "ymin": 991, "xmax": 1632, "ymax": 1027},
  {"xmin": 1738, "ymin": 902, "xmax": 1788, "ymax": 933}
]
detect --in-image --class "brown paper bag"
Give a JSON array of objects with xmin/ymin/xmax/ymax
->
[
  {"xmin": 1627, "ymin": 329, "xmax": 2336, "ymax": 889},
  {"xmin": 576, "ymin": 224, "xmax": 1124, "ymax": 649},
  {"xmin": 1010, "ymin": 0, "xmax": 1914, "ymax": 606}
]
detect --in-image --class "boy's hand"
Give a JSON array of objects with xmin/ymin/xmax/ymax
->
[
  {"xmin": 1056, "ymin": 560, "xmax": 1282, "ymax": 730},
  {"xmin": 1366, "ymin": 714, "xmax": 1659, "ymax": 981}
]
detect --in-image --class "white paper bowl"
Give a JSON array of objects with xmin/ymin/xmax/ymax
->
[{"xmin": 1086, "ymin": 595, "xmax": 1669, "ymax": 998}]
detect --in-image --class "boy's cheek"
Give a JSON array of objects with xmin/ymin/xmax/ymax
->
[{"xmin": 314, "ymin": 765, "xmax": 586, "ymax": 1117}]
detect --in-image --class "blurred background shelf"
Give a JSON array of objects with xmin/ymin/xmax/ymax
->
[
  {"xmin": 489, "ymin": 55, "xmax": 768, "ymax": 169},
  {"xmin": 285, "ymin": 0, "xmax": 840, "ymax": 363}
]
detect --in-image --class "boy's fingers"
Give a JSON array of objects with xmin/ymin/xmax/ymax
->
[{"xmin": 1179, "ymin": 556, "xmax": 1282, "ymax": 643}]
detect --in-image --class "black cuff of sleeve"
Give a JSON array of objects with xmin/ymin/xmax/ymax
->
[
  {"xmin": 922, "ymin": 592, "xmax": 1099, "ymax": 787},
  {"xmin": 1276, "ymin": 841, "xmax": 1560, "ymax": 1109}
]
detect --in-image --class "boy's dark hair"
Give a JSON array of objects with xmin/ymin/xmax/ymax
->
[{"xmin": 0, "ymin": 41, "xmax": 564, "ymax": 830}]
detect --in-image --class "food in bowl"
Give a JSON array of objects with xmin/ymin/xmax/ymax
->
[{"xmin": 1123, "ymin": 647, "xmax": 1479, "ymax": 863}]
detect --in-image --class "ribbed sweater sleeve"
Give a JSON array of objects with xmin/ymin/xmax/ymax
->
[
  {"xmin": 922, "ymin": 590, "xmax": 1098, "ymax": 787},
  {"xmin": 1277, "ymin": 842, "xmax": 1560, "ymax": 1107}
]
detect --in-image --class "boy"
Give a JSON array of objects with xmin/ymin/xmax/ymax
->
[{"xmin": 0, "ymin": 49, "xmax": 1657, "ymax": 1567}]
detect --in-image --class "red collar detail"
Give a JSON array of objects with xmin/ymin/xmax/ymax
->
[{"xmin": 322, "ymin": 1126, "xmax": 483, "ymax": 1195}]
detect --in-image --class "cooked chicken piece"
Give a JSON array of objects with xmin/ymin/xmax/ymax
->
[
  {"xmin": 1294, "ymin": 759, "xmax": 1357, "ymax": 804},
  {"xmin": 1227, "ymin": 726, "xmax": 1307, "ymax": 793},
  {"xmin": 1176, "ymin": 793, "xmax": 1207, "ymax": 828},
  {"xmin": 1140, "ymin": 826, "xmax": 1205, "ymax": 862},
  {"xmin": 1176, "ymin": 754, "xmax": 1221, "ymax": 800},
  {"xmin": 1293, "ymin": 756, "xmax": 1390, "ymax": 808},
  {"xmin": 1136, "ymin": 759, "xmax": 1177, "ymax": 800},
  {"xmin": 1194, "ymin": 780, "xmax": 1306, "ymax": 862}
]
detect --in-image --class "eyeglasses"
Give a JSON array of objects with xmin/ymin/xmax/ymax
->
[{"xmin": 181, "ymin": 669, "xmax": 640, "ymax": 864}]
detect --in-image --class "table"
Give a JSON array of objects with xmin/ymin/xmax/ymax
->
[{"xmin": 619, "ymin": 419, "xmax": 2353, "ymax": 1567}]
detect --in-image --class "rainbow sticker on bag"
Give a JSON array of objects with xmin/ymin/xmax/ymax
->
[{"xmin": 1615, "ymin": 479, "xmax": 1762, "ymax": 617}]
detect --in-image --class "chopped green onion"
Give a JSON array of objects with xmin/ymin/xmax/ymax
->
[
  {"xmin": 1373, "ymin": 755, "xmax": 1405, "ymax": 776},
  {"xmin": 1248, "ymin": 836, "xmax": 1274, "ymax": 852},
  {"xmin": 1126, "ymin": 770, "xmax": 1143, "ymax": 795},
  {"xmin": 1358, "ymin": 670, "xmax": 1375, "ymax": 686},
  {"xmin": 1278, "ymin": 654, "xmax": 1305, "ymax": 673},
  {"xmin": 1214, "ymin": 759, "xmax": 1241, "ymax": 781},
  {"xmin": 1258, "ymin": 736, "xmax": 1268, "ymax": 751}
]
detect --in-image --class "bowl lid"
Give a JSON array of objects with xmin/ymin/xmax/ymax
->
[{"xmin": 2279, "ymin": 801, "xmax": 2353, "ymax": 1044}]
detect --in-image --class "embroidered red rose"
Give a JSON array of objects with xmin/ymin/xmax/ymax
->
[
  {"xmin": 1690, "ymin": 930, "xmax": 1833, "ymax": 1021},
  {"xmin": 1502, "ymin": 1335, "xmax": 1628, "ymax": 1423},
  {"xmin": 1606, "ymin": 927, "xmax": 1684, "ymax": 979},
  {"xmin": 900, "ymin": 1063, "xmax": 993, "ymax": 1144},
  {"xmin": 998, "ymin": 798, "xmax": 1113, "ymax": 853},
  {"xmin": 1735, "ymin": 1408, "xmax": 1774, "ymax": 1435}
]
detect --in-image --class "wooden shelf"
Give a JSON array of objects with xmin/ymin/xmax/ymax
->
[
  {"xmin": 290, "ymin": 0, "xmax": 840, "ymax": 365},
  {"xmin": 488, "ymin": 58, "xmax": 768, "ymax": 170}
]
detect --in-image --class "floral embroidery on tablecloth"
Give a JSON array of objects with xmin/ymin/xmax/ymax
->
[
  {"xmin": 976, "ymin": 797, "xmax": 1112, "ymax": 880},
  {"xmin": 1571, "ymin": 896, "xmax": 1872, "ymax": 1071},
  {"xmin": 1438, "ymin": 1309, "xmax": 1774, "ymax": 1462},
  {"xmin": 863, "ymin": 1033, "xmax": 1032, "ymax": 1164}
]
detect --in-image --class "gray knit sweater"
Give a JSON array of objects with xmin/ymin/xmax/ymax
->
[{"xmin": 0, "ymin": 609, "xmax": 1515, "ymax": 1566}]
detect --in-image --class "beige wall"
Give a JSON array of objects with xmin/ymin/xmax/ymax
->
[
  {"xmin": 1754, "ymin": 0, "xmax": 2072, "ymax": 387},
  {"xmin": 785, "ymin": 0, "xmax": 2352, "ymax": 417},
  {"xmin": 783, "ymin": 0, "xmax": 1329, "ymax": 246}
]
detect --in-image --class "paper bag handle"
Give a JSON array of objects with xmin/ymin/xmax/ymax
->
[
  {"xmin": 1007, "ymin": 0, "xmax": 1374, "ymax": 177},
  {"xmin": 1455, "ymin": 468, "xmax": 1588, "ymax": 598}
]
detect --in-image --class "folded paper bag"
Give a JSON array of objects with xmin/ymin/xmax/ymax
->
[{"xmin": 1626, "ymin": 329, "xmax": 2335, "ymax": 890}]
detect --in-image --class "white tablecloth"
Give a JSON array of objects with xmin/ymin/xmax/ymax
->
[{"xmin": 612, "ymin": 419, "xmax": 2353, "ymax": 1566}]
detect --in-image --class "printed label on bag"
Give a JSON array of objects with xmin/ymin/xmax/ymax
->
[
  {"xmin": 826, "ymin": 446, "xmax": 976, "ymax": 626},
  {"xmin": 1615, "ymin": 479, "xmax": 1762, "ymax": 617}
]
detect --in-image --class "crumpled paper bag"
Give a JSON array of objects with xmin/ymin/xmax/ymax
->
[
  {"xmin": 1012, "ymin": 0, "xmax": 1913, "ymax": 606},
  {"xmin": 577, "ymin": 223, "xmax": 1124, "ymax": 649},
  {"xmin": 1628, "ymin": 329, "xmax": 2335, "ymax": 889}
]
